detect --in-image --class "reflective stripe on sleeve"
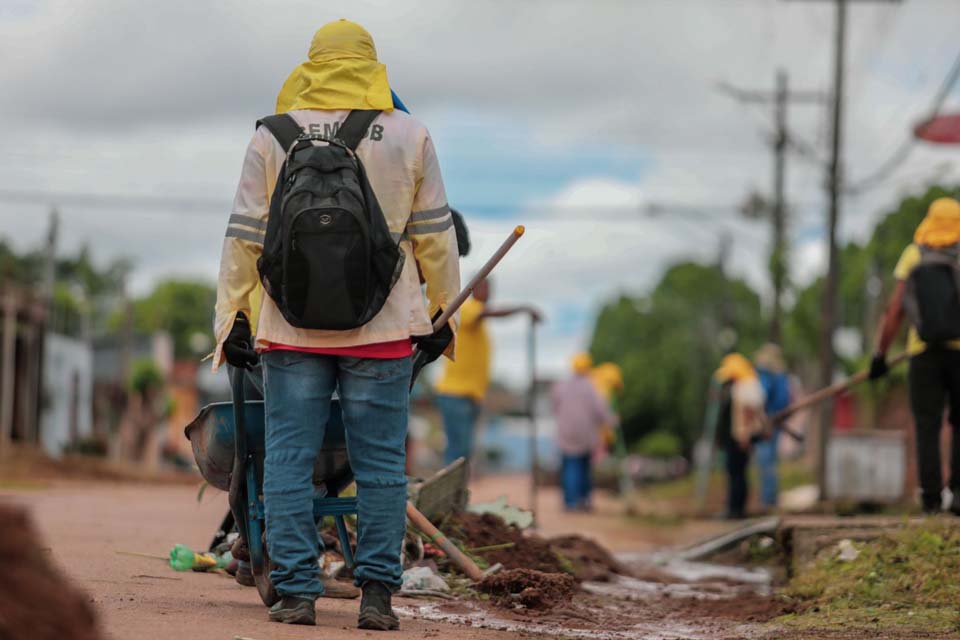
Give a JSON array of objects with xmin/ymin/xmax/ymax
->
[
  {"xmin": 406, "ymin": 216, "xmax": 454, "ymax": 236},
  {"xmin": 225, "ymin": 227, "xmax": 265, "ymax": 244},
  {"xmin": 228, "ymin": 213, "xmax": 267, "ymax": 232},
  {"xmin": 409, "ymin": 205, "xmax": 450, "ymax": 224}
]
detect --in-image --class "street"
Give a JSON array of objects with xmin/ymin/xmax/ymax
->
[{"xmin": 4, "ymin": 482, "xmax": 521, "ymax": 640}]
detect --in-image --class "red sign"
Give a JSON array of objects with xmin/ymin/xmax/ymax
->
[{"xmin": 915, "ymin": 113, "xmax": 960, "ymax": 144}]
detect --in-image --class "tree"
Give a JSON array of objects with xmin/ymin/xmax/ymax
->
[
  {"xmin": 0, "ymin": 239, "xmax": 43, "ymax": 285},
  {"xmin": 589, "ymin": 262, "xmax": 765, "ymax": 451},
  {"xmin": 114, "ymin": 279, "xmax": 216, "ymax": 359},
  {"xmin": 785, "ymin": 184, "xmax": 960, "ymax": 371}
]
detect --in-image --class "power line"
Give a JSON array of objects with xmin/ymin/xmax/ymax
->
[
  {"xmin": 0, "ymin": 187, "xmax": 787, "ymax": 221},
  {"xmin": 846, "ymin": 43, "xmax": 960, "ymax": 193}
]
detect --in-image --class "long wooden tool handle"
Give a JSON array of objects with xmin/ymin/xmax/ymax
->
[
  {"xmin": 769, "ymin": 351, "xmax": 910, "ymax": 424},
  {"xmin": 431, "ymin": 225, "xmax": 525, "ymax": 332},
  {"xmin": 405, "ymin": 502, "xmax": 485, "ymax": 582}
]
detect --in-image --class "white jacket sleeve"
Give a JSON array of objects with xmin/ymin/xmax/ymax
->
[
  {"xmin": 407, "ymin": 130, "xmax": 461, "ymax": 353},
  {"xmin": 212, "ymin": 131, "xmax": 269, "ymax": 370}
]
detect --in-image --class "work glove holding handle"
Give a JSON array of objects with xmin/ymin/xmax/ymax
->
[
  {"xmin": 412, "ymin": 310, "xmax": 453, "ymax": 365},
  {"xmin": 410, "ymin": 310, "xmax": 454, "ymax": 388},
  {"xmin": 869, "ymin": 352, "xmax": 889, "ymax": 380},
  {"xmin": 223, "ymin": 312, "xmax": 259, "ymax": 371}
]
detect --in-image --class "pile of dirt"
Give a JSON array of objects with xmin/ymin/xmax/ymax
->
[
  {"xmin": 548, "ymin": 534, "xmax": 625, "ymax": 582},
  {"xmin": 478, "ymin": 568, "xmax": 576, "ymax": 610},
  {"xmin": 449, "ymin": 512, "xmax": 571, "ymax": 575},
  {"xmin": 0, "ymin": 504, "xmax": 103, "ymax": 640}
]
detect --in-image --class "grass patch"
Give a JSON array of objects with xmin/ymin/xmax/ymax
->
[
  {"xmin": 638, "ymin": 460, "xmax": 815, "ymax": 506},
  {"xmin": 779, "ymin": 518, "xmax": 960, "ymax": 635}
]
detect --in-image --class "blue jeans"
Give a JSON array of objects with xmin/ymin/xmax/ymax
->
[
  {"xmin": 436, "ymin": 394, "xmax": 481, "ymax": 465},
  {"xmin": 262, "ymin": 350, "xmax": 412, "ymax": 598},
  {"xmin": 561, "ymin": 454, "xmax": 592, "ymax": 509},
  {"xmin": 754, "ymin": 428, "xmax": 780, "ymax": 508}
]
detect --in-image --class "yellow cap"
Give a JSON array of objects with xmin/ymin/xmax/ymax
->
[{"xmin": 572, "ymin": 352, "xmax": 593, "ymax": 374}]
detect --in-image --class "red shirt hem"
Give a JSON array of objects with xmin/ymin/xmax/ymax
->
[{"xmin": 262, "ymin": 338, "xmax": 413, "ymax": 359}]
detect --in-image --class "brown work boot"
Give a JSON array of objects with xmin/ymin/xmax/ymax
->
[
  {"xmin": 269, "ymin": 595, "xmax": 316, "ymax": 625},
  {"xmin": 358, "ymin": 580, "xmax": 399, "ymax": 630},
  {"xmin": 321, "ymin": 577, "xmax": 360, "ymax": 599}
]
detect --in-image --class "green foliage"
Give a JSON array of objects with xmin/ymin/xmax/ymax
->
[
  {"xmin": 785, "ymin": 185, "xmax": 960, "ymax": 367},
  {"xmin": 128, "ymin": 358, "xmax": 164, "ymax": 395},
  {"xmin": 112, "ymin": 279, "xmax": 216, "ymax": 358},
  {"xmin": 56, "ymin": 245, "xmax": 131, "ymax": 300},
  {"xmin": 0, "ymin": 239, "xmax": 44, "ymax": 284},
  {"xmin": 589, "ymin": 262, "xmax": 765, "ymax": 450},
  {"xmin": 631, "ymin": 430, "xmax": 683, "ymax": 458}
]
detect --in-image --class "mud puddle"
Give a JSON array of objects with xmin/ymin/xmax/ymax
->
[
  {"xmin": 397, "ymin": 554, "xmax": 781, "ymax": 639},
  {"xmin": 395, "ymin": 601, "xmax": 710, "ymax": 640}
]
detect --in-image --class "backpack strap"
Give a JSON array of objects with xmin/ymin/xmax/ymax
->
[
  {"xmin": 255, "ymin": 114, "xmax": 304, "ymax": 153},
  {"xmin": 336, "ymin": 110, "xmax": 382, "ymax": 150}
]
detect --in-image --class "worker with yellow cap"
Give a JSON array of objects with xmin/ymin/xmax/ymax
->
[
  {"xmin": 589, "ymin": 362, "xmax": 623, "ymax": 460},
  {"xmin": 714, "ymin": 353, "xmax": 765, "ymax": 519},
  {"xmin": 213, "ymin": 19, "xmax": 461, "ymax": 628},
  {"xmin": 552, "ymin": 353, "xmax": 617, "ymax": 511},
  {"xmin": 871, "ymin": 196, "xmax": 960, "ymax": 515},
  {"xmin": 433, "ymin": 278, "xmax": 541, "ymax": 465}
]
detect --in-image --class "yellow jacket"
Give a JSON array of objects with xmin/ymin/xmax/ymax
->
[{"xmin": 212, "ymin": 108, "xmax": 460, "ymax": 369}]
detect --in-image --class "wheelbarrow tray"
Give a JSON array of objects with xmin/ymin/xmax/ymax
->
[{"xmin": 184, "ymin": 398, "xmax": 353, "ymax": 495}]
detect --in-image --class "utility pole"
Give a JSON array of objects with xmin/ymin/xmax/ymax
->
[
  {"xmin": 719, "ymin": 70, "xmax": 823, "ymax": 343},
  {"xmin": 786, "ymin": 0, "xmax": 901, "ymax": 500}
]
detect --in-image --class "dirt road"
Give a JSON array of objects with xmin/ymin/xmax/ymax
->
[{"xmin": 3, "ymin": 482, "xmax": 523, "ymax": 640}]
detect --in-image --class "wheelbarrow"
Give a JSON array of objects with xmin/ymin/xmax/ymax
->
[
  {"xmin": 184, "ymin": 369, "xmax": 357, "ymax": 606},
  {"xmin": 184, "ymin": 226, "xmax": 525, "ymax": 605}
]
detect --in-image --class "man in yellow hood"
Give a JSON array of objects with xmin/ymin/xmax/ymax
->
[
  {"xmin": 714, "ymin": 353, "xmax": 765, "ymax": 519},
  {"xmin": 213, "ymin": 19, "xmax": 459, "ymax": 628},
  {"xmin": 871, "ymin": 196, "xmax": 960, "ymax": 515}
]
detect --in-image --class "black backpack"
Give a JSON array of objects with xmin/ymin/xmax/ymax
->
[
  {"xmin": 903, "ymin": 244, "xmax": 960, "ymax": 344},
  {"xmin": 255, "ymin": 110, "xmax": 404, "ymax": 330}
]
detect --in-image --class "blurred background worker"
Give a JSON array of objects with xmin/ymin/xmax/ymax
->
[
  {"xmin": 752, "ymin": 343, "xmax": 791, "ymax": 512},
  {"xmin": 714, "ymin": 353, "xmax": 766, "ymax": 520},
  {"xmin": 552, "ymin": 353, "xmax": 617, "ymax": 512},
  {"xmin": 870, "ymin": 197, "xmax": 960, "ymax": 515},
  {"xmin": 433, "ymin": 278, "xmax": 541, "ymax": 465},
  {"xmin": 590, "ymin": 362, "xmax": 624, "ymax": 463}
]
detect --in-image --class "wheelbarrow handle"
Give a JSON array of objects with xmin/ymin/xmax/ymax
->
[{"xmin": 228, "ymin": 367, "xmax": 250, "ymax": 545}]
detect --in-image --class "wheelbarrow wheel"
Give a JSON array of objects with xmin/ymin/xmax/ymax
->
[{"xmin": 253, "ymin": 542, "xmax": 279, "ymax": 607}]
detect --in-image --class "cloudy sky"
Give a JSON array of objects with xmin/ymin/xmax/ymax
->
[{"xmin": 2, "ymin": 0, "xmax": 960, "ymax": 385}]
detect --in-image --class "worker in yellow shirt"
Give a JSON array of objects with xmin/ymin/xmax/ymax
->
[
  {"xmin": 433, "ymin": 278, "xmax": 541, "ymax": 465},
  {"xmin": 871, "ymin": 197, "xmax": 960, "ymax": 515}
]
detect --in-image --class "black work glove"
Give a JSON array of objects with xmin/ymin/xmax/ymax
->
[
  {"xmin": 223, "ymin": 313, "xmax": 259, "ymax": 371},
  {"xmin": 412, "ymin": 311, "xmax": 454, "ymax": 366},
  {"xmin": 868, "ymin": 353, "xmax": 888, "ymax": 380},
  {"xmin": 410, "ymin": 311, "xmax": 454, "ymax": 388}
]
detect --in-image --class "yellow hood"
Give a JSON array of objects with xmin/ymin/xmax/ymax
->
[
  {"xmin": 590, "ymin": 362, "xmax": 624, "ymax": 401},
  {"xmin": 715, "ymin": 353, "xmax": 757, "ymax": 383},
  {"xmin": 914, "ymin": 197, "xmax": 960, "ymax": 248},
  {"xmin": 276, "ymin": 19, "xmax": 394, "ymax": 114}
]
